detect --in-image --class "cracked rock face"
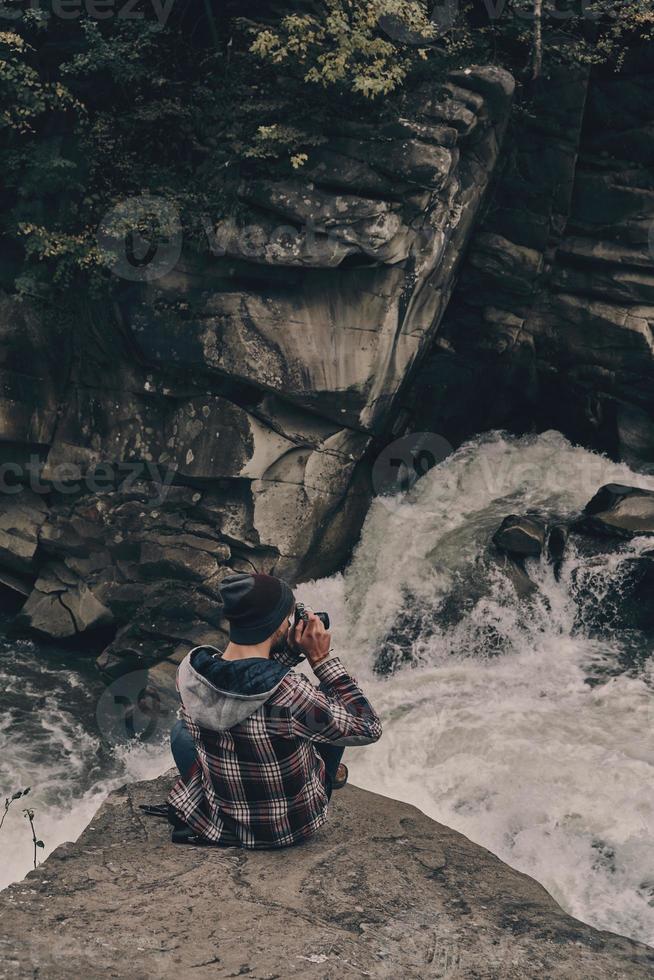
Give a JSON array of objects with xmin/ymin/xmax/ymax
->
[
  {"xmin": 0, "ymin": 66, "xmax": 514, "ymax": 671},
  {"xmin": 407, "ymin": 50, "xmax": 654, "ymax": 470},
  {"xmin": 0, "ymin": 775, "xmax": 652, "ymax": 980}
]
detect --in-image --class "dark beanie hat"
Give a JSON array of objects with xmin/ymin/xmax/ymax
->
[{"xmin": 218, "ymin": 573, "xmax": 294, "ymax": 644}]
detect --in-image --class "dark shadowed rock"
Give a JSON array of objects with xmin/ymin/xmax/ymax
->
[
  {"xmin": 492, "ymin": 515, "xmax": 547, "ymax": 558},
  {"xmin": 405, "ymin": 57, "xmax": 654, "ymax": 471},
  {"xmin": 547, "ymin": 524, "xmax": 569, "ymax": 562},
  {"xmin": 16, "ymin": 562, "xmax": 114, "ymax": 639},
  {"xmin": 0, "ymin": 774, "xmax": 651, "ymax": 980}
]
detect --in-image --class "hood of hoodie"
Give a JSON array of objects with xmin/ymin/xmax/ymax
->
[{"xmin": 177, "ymin": 645, "xmax": 290, "ymax": 731}]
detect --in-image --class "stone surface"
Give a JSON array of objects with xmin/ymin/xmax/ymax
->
[
  {"xmin": 547, "ymin": 524, "xmax": 569, "ymax": 563},
  {"xmin": 129, "ymin": 67, "xmax": 513, "ymax": 439},
  {"xmin": 573, "ymin": 483, "xmax": 654, "ymax": 538},
  {"xmin": 405, "ymin": 53, "xmax": 654, "ymax": 471},
  {"xmin": 0, "ymin": 66, "xmax": 515, "ymax": 665},
  {"xmin": 0, "ymin": 774, "xmax": 652, "ymax": 980},
  {"xmin": 16, "ymin": 562, "xmax": 114, "ymax": 639},
  {"xmin": 0, "ymin": 491, "xmax": 47, "ymax": 575},
  {"xmin": 492, "ymin": 515, "xmax": 547, "ymax": 558}
]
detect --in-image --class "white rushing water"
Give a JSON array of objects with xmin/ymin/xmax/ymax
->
[
  {"xmin": 0, "ymin": 641, "xmax": 170, "ymax": 891},
  {"xmin": 297, "ymin": 430, "xmax": 654, "ymax": 946},
  {"xmin": 1, "ymin": 429, "xmax": 653, "ymax": 948}
]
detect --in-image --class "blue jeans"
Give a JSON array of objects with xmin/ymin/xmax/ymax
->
[{"xmin": 170, "ymin": 719, "xmax": 344, "ymax": 798}]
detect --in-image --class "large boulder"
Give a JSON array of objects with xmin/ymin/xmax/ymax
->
[
  {"xmin": 130, "ymin": 67, "xmax": 514, "ymax": 437},
  {"xmin": 573, "ymin": 484, "xmax": 654, "ymax": 538},
  {"xmin": 0, "ymin": 775, "xmax": 651, "ymax": 979}
]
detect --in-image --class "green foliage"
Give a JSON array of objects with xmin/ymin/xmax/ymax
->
[
  {"xmin": 0, "ymin": 1, "xmax": 653, "ymax": 301},
  {"xmin": 0, "ymin": 2, "xmax": 450, "ymax": 299},
  {"xmin": 249, "ymin": 1, "xmax": 436, "ymax": 97}
]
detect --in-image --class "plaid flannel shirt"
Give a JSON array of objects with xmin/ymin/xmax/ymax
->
[{"xmin": 167, "ymin": 648, "xmax": 382, "ymax": 848}]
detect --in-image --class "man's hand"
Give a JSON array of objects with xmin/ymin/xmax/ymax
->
[{"xmin": 288, "ymin": 612, "xmax": 331, "ymax": 668}]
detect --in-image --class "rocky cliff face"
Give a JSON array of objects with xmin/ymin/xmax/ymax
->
[
  {"xmin": 407, "ymin": 46, "xmax": 654, "ymax": 469},
  {"xmin": 0, "ymin": 774, "xmax": 652, "ymax": 979},
  {"xmin": 4, "ymin": 47, "xmax": 653, "ymax": 677},
  {"xmin": 0, "ymin": 66, "xmax": 514, "ymax": 675}
]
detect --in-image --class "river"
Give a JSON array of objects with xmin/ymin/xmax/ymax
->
[{"xmin": 1, "ymin": 430, "xmax": 653, "ymax": 946}]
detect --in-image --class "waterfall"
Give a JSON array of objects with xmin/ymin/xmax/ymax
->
[{"xmin": 297, "ymin": 430, "xmax": 654, "ymax": 946}]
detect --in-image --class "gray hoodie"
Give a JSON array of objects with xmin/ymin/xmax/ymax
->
[{"xmin": 177, "ymin": 645, "xmax": 291, "ymax": 730}]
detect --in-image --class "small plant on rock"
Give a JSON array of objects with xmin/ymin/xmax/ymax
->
[
  {"xmin": 0, "ymin": 787, "xmax": 30, "ymax": 831},
  {"xmin": 22, "ymin": 807, "xmax": 45, "ymax": 870}
]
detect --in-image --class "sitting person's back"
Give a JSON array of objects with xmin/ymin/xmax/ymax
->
[{"xmin": 167, "ymin": 573, "xmax": 382, "ymax": 848}]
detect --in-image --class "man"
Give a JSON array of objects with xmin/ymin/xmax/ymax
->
[{"xmin": 167, "ymin": 572, "xmax": 382, "ymax": 848}]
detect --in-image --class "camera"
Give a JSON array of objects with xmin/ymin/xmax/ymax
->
[{"xmin": 294, "ymin": 601, "xmax": 330, "ymax": 631}]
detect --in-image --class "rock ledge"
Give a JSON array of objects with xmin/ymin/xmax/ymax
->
[{"xmin": 0, "ymin": 774, "xmax": 652, "ymax": 979}]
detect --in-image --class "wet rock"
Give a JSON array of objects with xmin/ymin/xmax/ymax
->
[
  {"xmin": 0, "ymin": 568, "xmax": 31, "ymax": 599},
  {"xmin": 495, "ymin": 553, "xmax": 539, "ymax": 599},
  {"xmin": 611, "ymin": 554, "xmax": 654, "ymax": 631},
  {"xmin": 95, "ymin": 579, "xmax": 227, "ymax": 676},
  {"xmin": 145, "ymin": 657, "xmax": 183, "ymax": 714},
  {"xmin": 546, "ymin": 524, "xmax": 569, "ymax": 563},
  {"xmin": 98, "ymin": 618, "xmax": 226, "ymax": 677},
  {"xmin": 573, "ymin": 484, "xmax": 654, "ymax": 538},
  {"xmin": 492, "ymin": 515, "xmax": 547, "ymax": 558},
  {"xmin": 138, "ymin": 541, "xmax": 222, "ymax": 582}
]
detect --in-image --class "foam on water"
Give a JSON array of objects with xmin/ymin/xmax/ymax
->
[
  {"xmin": 0, "ymin": 640, "xmax": 171, "ymax": 891},
  {"xmin": 297, "ymin": 430, "xmax": 654, "ymax": 946},
  {"xmin": 1, "ymin": 429, "xmax": 653, "ymax": 946}
]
